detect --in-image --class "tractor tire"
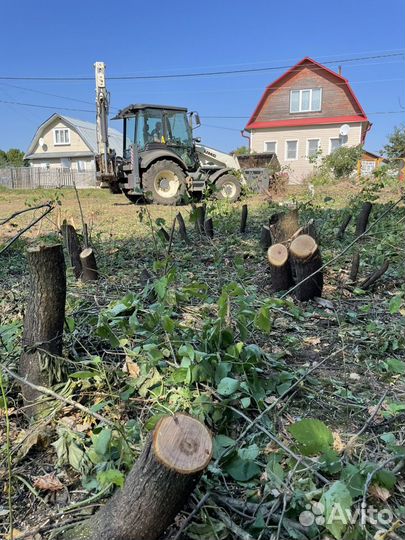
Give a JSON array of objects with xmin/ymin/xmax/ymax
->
[
  {"xmin": 142, "ymin": 160, "xmax": 186, "ymax": 205},
  {"xmin": 214, "ymin": 174, "xmax": 241, "ymax": 202}
]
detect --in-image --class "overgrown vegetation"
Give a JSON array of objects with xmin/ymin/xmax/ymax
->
[{"xmin": 0, "ymin": 184, "xmax": 404, "ymax": 539}]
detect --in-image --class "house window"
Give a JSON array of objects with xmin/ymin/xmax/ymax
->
[
  {"xmin": 60, "ymin": 158, "xmax": 71, "ymax": 169},
  {"xmin": 286, "ymin": 140, "xmax": 298, "ymax": 160},
  {"xmin": 307, "ymin": 139, "xmax": 320, "ymax": 158},
  {"xmin": 329, "ymin": 135, "xmax": 348, "ymax": 154},
  {"xmin": 361, "ymin": 160, "xmax": 376, "ymax": 176},
  {"xmin": 54, "ymin": 128, "xmax": 70, "ymax": 145},
  {"xmin": 290, "ymin": 88, "xmax": 322, "ymax": 113},
  {"xmin": 77, "ymin": 160, "xmax": 86, "ymax": 172},
  {"xmin": 264, "ymin": 141, "xmax": 277, "ymax": 154}
]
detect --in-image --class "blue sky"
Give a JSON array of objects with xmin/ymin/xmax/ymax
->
[{"xmin": 0, "ymin": 0, "xmax": 404, "ymax": 155}]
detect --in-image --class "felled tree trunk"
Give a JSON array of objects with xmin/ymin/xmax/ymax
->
[
  {"xmin": 240, "ymin": 204, "xmax": 248, "ymax": 233},
  {"xmin": 176, "ymin": 212, "xmax": 188, "ymax": 243},
  {"xmin": 61, "ymin": 414, "xmax": 212, "ymax": 540},
  {"xmin": 269, "ymin": 209, "xmax": 299, "ymax": 243},
  {"xmin": 267, "ymin": 244, "xmax": 293, "ymax": 292},
  {"xmin": 355, "ymin": 202, "xmax": 373, "ymax": 237},
  {"xmin": 289, "ymin": 234, "xmax": 323, "ymax": 301},
  {"xmin": 61, "ymin": 221, "xmax": 82, "ymax": 278},
  {"xmin": 80, "ymin": 248, "xmax": 99, "ymax": 281},
  {"xmin": 260, "ymin": 225, "xmax": 272, "ymax": 250},
  {"xmin": 19, "ymin": 245, "xmax": 66, "ymax": 415}
]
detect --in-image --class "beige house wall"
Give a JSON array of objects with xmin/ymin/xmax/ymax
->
[
  {"xmin": 33, "ymin": 119, "xmax": 91, "ymax": 155},
  {"xmin": 251, "ymin": 123, "xmax": 363, "ymax": 184},
  {"xmin": 31, "ymin": 157, "xmax": 95, "ymax": 171}
]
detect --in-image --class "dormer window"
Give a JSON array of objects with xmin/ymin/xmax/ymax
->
[
  {"xmin": 54, "ymin": 128, "xmax": 70, "ymax": 145},
  {"xmin": 290, "ymin": 88, "xmax": 322, "ymax": 113}
]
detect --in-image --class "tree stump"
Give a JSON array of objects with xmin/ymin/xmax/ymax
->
[
  {"xmin": 269, "ymin": 209, "xmax": 299, "ymax": 243},
  {"xmin": 159, "ymin": 227, "xmax": 170, "ymax": 242},
  {"xmin": 267, "ymin": 244, "xmax": 293, "ymax": 292},
  {"xmin": 290, "ymin": 234, "xmax": 323, "ymax": 301},
  {"xmin": 349, "ymin": 251, "xmax": 360, "ymax": 283},
  {"xmin": 19, "ymin": 244, "xmax": 66, "ymax": 415},
  {"xmin": 194, "ymin": 203, "xmax": 206, "ymax": 234},
  {"xmin": 204, "ymin": 218, "xmax": 214, "ymax": 239},
  {"xmin": 355, "ymin": 202, "xmax": 373, "ymax": 237},
  {"xmin": 61, "ymin": 414, "xmax": 212, "ymax": 540},
  {"xmin": 337, "ymin": 213, "xmax": 352, "ymax": 240},
  {"xmin": 176, "ymin": 212, "xmax": 188, "ymax": 243},
  {"xmin": 260, "ymin": 225, "xmax": 272, "ymax": 250},
  {"xmin": 240, "ymin": 204, "xmax": 248, "ymax": 233},
  {"xmin": 80, "ymin": 248, "xmax": 99, "ymax": 281},
  {"xmin": 61, "ymin": 221, "xmax": 82, "ymax": 278}
]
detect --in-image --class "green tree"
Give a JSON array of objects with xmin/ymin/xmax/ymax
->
[
  {"xmin": 322, "ymin": 145, "xmax": 363, "ymax": 179},
  {"xmin": 382, "ymin": 125, "xmax": 405, "ymax": 159},
  {"xmin": 0, "ymin": 150, "xmax": 7, "ymax": 167},
  {"xmin": 6, "ymin": 148, "xmax": 25, "ymax": 166},
  {"xmin": 231, "ymin": 146, "xmax": 249, "ymax": 156}
]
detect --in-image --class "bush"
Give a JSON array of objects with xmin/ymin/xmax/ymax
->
[{"xmin": 322, "ymin": 145, "xmax": 363, "ymax": 179}]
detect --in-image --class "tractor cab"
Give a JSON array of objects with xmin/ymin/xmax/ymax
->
[{"xmin": 113, "ymin": 104, "xmax": 200, "ymax": 171}]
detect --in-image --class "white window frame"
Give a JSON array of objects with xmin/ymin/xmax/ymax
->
[
  {"xmin": 290, "ymin": 88, "xmax": 322, "ymax": 113},
  {"xmin": 329, "ymin": 135, "xmax": 348, "ymax": 154},
  {"xmin": 263, "ymin": 140, "xmax": 277, "ymax": 154},
  {"xmin": 54, "ymin": 128, "xmax": 70, "ymax": 146},
  {"xmin": 285, "ymin": 139, "xmax": 298, "ymax": 161},
  {"xmin": 306, "ymin": 138, "xmax": 320, "ymax": 159}
]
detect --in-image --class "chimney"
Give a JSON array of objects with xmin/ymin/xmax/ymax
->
[{"xmin": 338, "ymin": 65, "xmax": 342, "ymax": 76}]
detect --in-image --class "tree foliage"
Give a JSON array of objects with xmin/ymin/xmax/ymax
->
[
  {"xmin": 231, "ymin": 146, "xmax": 249, "ymax": 156},
  {"xmin": 381, "ymin": 124, "xmax": 405, "ymax": 159},
  {"xmin": 321, "ymin": 145, "xmax": 363, "ymax": 179},
  {"xmin": 0, "ymin": 148, "xmax": 26, "ymax": 167}
]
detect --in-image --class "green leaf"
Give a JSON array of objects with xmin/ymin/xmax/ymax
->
[
  {"xmin": 375, "ymin": 469, "xmax": 396, "ymax": 490},
  {"xmin": 97, "ymin": 469, "xmax": 125, "ymax": 488},
  {"xmin": 238, "ymin": 444, "xmax": 260, "ymax": 461},
  {"xmin": 217, "ymin": 377, "xmax": 240, "ymax": 397},
  {"xmin": 289, "ymin": 418, "xmax": 333, "ymax": 456},
  {"xmin": 254, "ymin": 306, "xmax": 272, "ymax": 333},
  {"xmin": 389, "ymin": 295, "xmax": 403, "ymax": 314},
  {"xmin": 225, "ymin": 457, "xmax": 261, "ymax": 481},
  {"xmin": 320, "ymin": 480, "xmax": 352, "ymax": 540},
  {"xmin": 386, "ymin": 358, "xmax": 405, "ymax": 374},
  {"xmin": 68, "ymin": 442, "xmax": 85, "ymax": 472},
  {"xmin": 92, "ymin": 428, "xmax": 112, "ymax": 456},
  {"xmin": 70, "ymin": 371, "xmax": 95, "ymax": 380}
]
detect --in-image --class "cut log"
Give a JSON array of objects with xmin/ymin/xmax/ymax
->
[
  {"xmin": 80, "ymin": 248, "xmax": 99, "ymax": 281},
  {"xmin": 349, "ymin": 251, "xmax": 360, "ymax": 283},
  {"xmin": 269, "ymin": 208, "xmax": 299, "ymax": 243},
  {"xmin": 61, "ymin": 414, "xmax": 212, "ymax": 540},
  {"xmin": 337, "ymin": 213, "xmax": 352, "ymax": 240},
  {"xmin": 267, "ymin": 244, "xmax": 293, "ymax": 292},
  {"xmin": 360, "ymin": 261, "xmax": 389, "ymax": 290},
  {"xmin": 204, "ymin": 218, "xmax": 214, "ymax": 239},
  {"xmin": 19, "ymin": 244, "xmax": 66, "ymax": 415},
  {"xmin": 290, "ymin": 234, "xmax": 323, "ymax": 301},
  {"xmin": 260, "ymin": 225, "xmax": 272, "ymax": 250},
  {"xmin": 61, "ymin": 221, "xmax": 82, "ymax": 278},
  {"xmin": 240, "ymin": 204, "xmax": 248, "ymax": 233},
  {"xmin": 355, "ymin": 202, "xmax": 373, "ymax": 237},
  {"xmin": 176, "ymin": 212, "xmax": 188, "ymax": 243}
]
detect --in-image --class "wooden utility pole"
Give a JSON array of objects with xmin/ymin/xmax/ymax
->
[{"xmin": 20, "ymin": 244, "xmax": 66, "ymax": 415}]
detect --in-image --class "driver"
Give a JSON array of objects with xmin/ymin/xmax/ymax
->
[{"xmin": 151, "ymin": 122, "xmax": 163, "ymax": 142}]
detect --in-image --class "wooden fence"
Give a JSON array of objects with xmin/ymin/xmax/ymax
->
[{"xmin": 0, "ymin": 167, "xmax": 97, "ymax": 189}]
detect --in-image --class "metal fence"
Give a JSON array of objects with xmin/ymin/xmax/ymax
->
[{"xmin": 0, "ymin": 167, "xmax": 97, "ymax": 189}]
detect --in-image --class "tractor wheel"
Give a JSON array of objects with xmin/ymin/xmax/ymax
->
[
  {"xmin": 142, "ymin": 160, "xmax": 186, "ymax": 205},
  {"xmin": 214, "ymin": 174, "xmax": 241, "ymax": 202}
]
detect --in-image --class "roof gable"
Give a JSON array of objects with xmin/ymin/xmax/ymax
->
[
  {"xmin": 246, "ymin": 57, "xmax": 368, "ymax": 130},
  {"xmin": 25, "ymin": 114, "xmax": 123, "ymax": 158}
]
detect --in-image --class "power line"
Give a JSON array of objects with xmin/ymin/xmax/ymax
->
[
  {"xmin": 0, "ymin": 53, "xmax": 403, "ymax": 81},
  {"xmin": 0, "ymin": 99, "xmax": 94, "ymax": 113},
  {"xmin": 0, "ymin": 81, "xmax": 96, "ymax": 107}
]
